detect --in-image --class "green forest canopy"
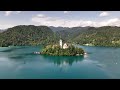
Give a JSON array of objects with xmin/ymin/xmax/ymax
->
[{"xmin": 0, "ymin": 25, "xmax": 120, "ymax": 47}]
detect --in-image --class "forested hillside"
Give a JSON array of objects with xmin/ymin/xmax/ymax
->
[
  {"xmin": 0, "ymin": 25, "xmax": 58, "ymax": 47},
  {"xmin": 1, "ymin": 25, "xmax": 120, "ymax": 47},
  {"xmin": 73, "ymin": 26, "xmax": 120, "ymax": 47},
  {"xmin": 53, "ymin": 26, "xmax": 120, "ymax": 47}
]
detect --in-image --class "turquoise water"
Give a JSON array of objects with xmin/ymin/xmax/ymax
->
[{"xmin": 0, "ymin": 46, "xmax": 119, "ymax": 79}]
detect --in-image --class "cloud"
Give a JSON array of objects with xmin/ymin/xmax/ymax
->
[
  {"xmin": 37, "ymin": 14, "xmax": 46, "ymax": 18},
  {"xmin": 0, "ymin": 24, "xmax": 15, "ymax": 29},
  {"xmin": 99, "ymin": 18, "xmax": 120, "ymax": 26},
  {"xmin": 31, "ymin": 14, "xmax": 120, "ymax": 28},
  {"xmin": 63, "ymin": 11, "xmax": 71, "ymax": 14},
  {"xmin": 5, "ymin": 11, "xmax": 13, "ymax": 16},
  {"xmin": 99, "ymin": 12, "xmax": 109, "ymax": 17},
  {"xmin": 16, "ymin": 11, "xmax": 21, "ymax": 13},
  {"xmin": 32, "ymin": 14, "xmax": 65, "ymax": 27},
  {"xmin": 5, "ymin": 11, "xmax": 22, "ymax": 16}
]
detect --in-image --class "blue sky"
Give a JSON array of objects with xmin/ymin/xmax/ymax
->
[{"xmin": 0, "ymin": 11, "xmax": 120, "ymax": 29}]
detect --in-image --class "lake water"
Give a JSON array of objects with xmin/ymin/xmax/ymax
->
[{"xmin": 0, "ymin": 45, "xmax": 119, "ymax": 79}]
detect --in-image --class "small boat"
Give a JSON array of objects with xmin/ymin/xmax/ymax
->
[{"xmin": 33, "ymin": 52, "xmax": 41, "ymax": 54}]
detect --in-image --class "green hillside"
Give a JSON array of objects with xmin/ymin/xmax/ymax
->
[
  {"xmin": 52, "ymin": 26, "xmax": 120, "ymax": 47},
  {"xmin": 0, "ymin": 25, "xmax": 58, "ymax": 47},
  {"xmin": 73, "ymin": 26, "xmax": 120, "ymax": 47},
  {"xmin": 1, "ymin": 25, "xmax": 120, "ymax": 47}
]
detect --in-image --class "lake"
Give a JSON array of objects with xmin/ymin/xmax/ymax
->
[{"xmin": 0, "ymin": 45, "xmax": 119, "ymax": 79}]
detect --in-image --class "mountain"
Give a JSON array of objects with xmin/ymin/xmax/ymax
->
[
  {"xmin": 73, "ymin": 26, "xmax": 120, "ymax": 47},
  {"xmin": 49, "ymin": 26, "xmax": 70, "ymax": 32},
  {"xmin": 1, "ymin": 25, "xmax": 120, "ymax": 47},
  {"xmin": 50, "ymin": 26, "xmax": 120, "ymax": 47},
  {"xmin": 55, "ymin": 26, "xmax": 90, "ymax": 42},
  {"xmin": 0, "ymin": 25, "xmax": 57, "ymax": 47},
  {"xmin": 0, "ymin": 29, "xmax": 5, "ymax": 33}
]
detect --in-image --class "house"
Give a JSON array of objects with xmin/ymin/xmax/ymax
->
[
  {"xmin": 59, "ymin": 39, "xmax": 69, "ymax": 49},
  {"xmin": 63, "ymin": 43, "xmax": 69, "ymax": 49}
]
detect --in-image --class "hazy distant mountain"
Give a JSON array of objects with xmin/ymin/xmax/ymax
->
[
  {"xmin": 0, "ymin": 29, "xmax": 6, "ymax": 33},
  {"xmin": 54, "ymin": 26, "xmax": 90, "ymax": 41},
  {"xmin": 49, "ymin": 26, "xmax": 70, "ymax": 32}
]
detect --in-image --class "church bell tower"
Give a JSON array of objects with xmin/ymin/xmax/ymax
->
[{"xmin": 59, "ymin": 39, "xmax": 62, "ymax": 48}]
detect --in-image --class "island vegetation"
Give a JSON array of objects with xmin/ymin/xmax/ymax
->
[{"xmin": 40, "ymin": 44, "xmax": 85, "ymax": 56}]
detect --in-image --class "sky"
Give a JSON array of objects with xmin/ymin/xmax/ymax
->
[{"xmin": 0, "ymin": 11, "xmax": 120, "ymax": 29}]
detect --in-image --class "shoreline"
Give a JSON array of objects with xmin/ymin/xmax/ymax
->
[
  {"xmin": 33, "ymin": 51, "xmax": 87, "ymax": 56},
  {"xmin": 1, "ymin": 44, "xmax": 120, "ymax": 48}
]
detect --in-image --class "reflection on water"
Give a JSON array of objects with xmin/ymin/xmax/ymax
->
[
  {"xmin": 0, "ymin": 46, "xmax": 39, "ymax": 69},
  {"xmin": 0, "ymin": 46, "xmax": 27, "ymax": 52},
  {"xmin": 9, "ymin": 53, "xmax": 36, "ymax": 59},
  {"xmin": 41, "ymin": 55, "xmax": 84, "ymax": 66},
  {"xmin": 0, "ymin": 46, "xmax": 119, "ymax": 79}
]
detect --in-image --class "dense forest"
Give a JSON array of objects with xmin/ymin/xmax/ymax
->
[
  {"xmin": 0, "ymin": 25, "xmax": 59, "ymax": 47},
  {"xmin": 49, "ymin": 26, "xmax": 90, "ymax": 42},
  {"xmin": 1, "ymin": 25, "xmax": 120, "ymax": 47},
  {"xmin": 53, "ymin": 26, "xmax": 120, "ymax": 47},
  {"xmin": 72, "ymin": 26, "xmax": 120, "ymax": 47}
]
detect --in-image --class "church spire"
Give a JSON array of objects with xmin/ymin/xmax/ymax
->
[{"xmin": 59, "ymin": 39, "xmax": 62, "ymax": 48}]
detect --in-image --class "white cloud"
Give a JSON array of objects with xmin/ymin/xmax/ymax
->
[
  {"xmin": 99, "ymin": 18, "xmax": 120, "ymax": 26},
  {"xmin": 31, "ymin": 14, "xmax": 120, "ymax": 28},
  {"xmin": 5, "ymin": 11, "xmax": 13, "ymax": 16},
  {"xmin": 16, "ymin": 11, "xmax": 21, "ymax": 14},
  {"xmin": 37, "ymin": 14, "xmax": 46, "ymax": 18},
  {"xmin": 0, "ymin": 14, "xmax": 120, "ymax": 29},
  {"xmin": 63, "ymin": 11, "xmax": 71, "ymax": 14},
  {"xmin": 32, "ymin": 14, "xmax": 65, "ymax": 27},
  {"xmin": 5, "ymin": 11, "xmax": 22, "ymax": 16},
  {"xmin": 0, "ymin": 24, "xmax": 15, "ymax": 29},
  {"xmin": 99, "ymin": 12, "xmax": 109, "ymax": 17}
]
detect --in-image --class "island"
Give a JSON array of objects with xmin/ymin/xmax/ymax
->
[{"xmin": 39, "ymin": 39, "xmax": 85, "ymax": 56}]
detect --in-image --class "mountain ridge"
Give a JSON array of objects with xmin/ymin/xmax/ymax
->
[{"xmin": 1, "ymin": 25, "xmax": 120, "ymax": 47}]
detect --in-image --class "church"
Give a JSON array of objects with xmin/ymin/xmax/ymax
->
[{"xmin": 59, "ymin": 39, "xmax": 69, "ymax": 49}]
